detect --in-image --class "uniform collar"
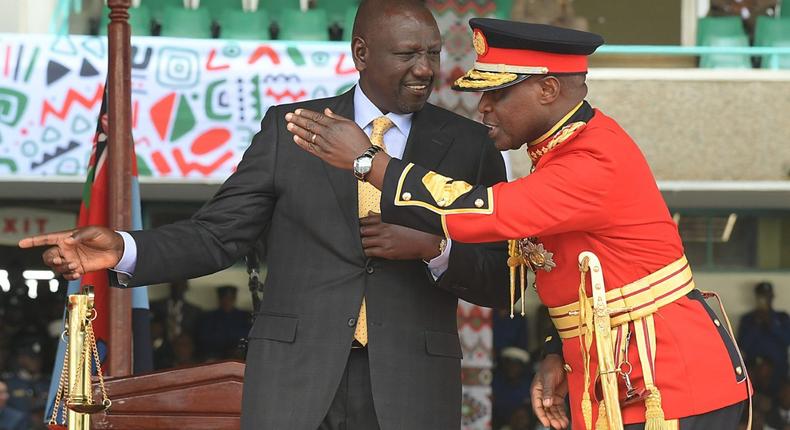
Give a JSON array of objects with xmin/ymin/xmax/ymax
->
[
  {"xmin": 527, "ymin": 100, "xmax": 594, "ymax": 164},
  {"xmin": 354, "ymin": 85, "xmax": 413, "ymax": 138}
]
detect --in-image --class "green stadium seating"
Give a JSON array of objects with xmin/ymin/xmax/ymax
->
[
  {"xmin": 140, "ymin": 0, "xmax": 182, "ymax": 22},
  {"xmin": 697, "ymin": 17, "xmax": 751, "ymax": 69},
  {"xmin": 278, "ymin": 9, "xmax": 329, "ymax": 41},
  {"xmin": 697, "ymin": 16, "xmax": 746, "ymax": 45},
  {"xmin": 259, "ymin": 0, "xmax": 301, "ymax": 22},
  {"xmin": 754, "ymin": 16, "xmax": 790, "ymax": 69},
  {"xmin": 201, "ymin": 0, "xmax": 243, "ymax": 18},
  {"xmin": 99, "ymin": 5, "xmax": 153, "ymax": 36},
  {"xmin": 160, "ymin": 6, "xmax": 213, "ymax": 38},
  {"xmin": 218, "ymin": 9, "xmax": 271, "ymax": 40},
  {"xmin": 322, "ymin": 0, "xmax": 358, "ymax": 24}
]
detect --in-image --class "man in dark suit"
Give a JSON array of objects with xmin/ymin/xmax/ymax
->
[
  {"xmin": 20, "ymin": 1, "xmax": 508, "ymax": 428},
  {"xmin": 149, "ymin": 279, "xmax": 202, "ymax": 342}
]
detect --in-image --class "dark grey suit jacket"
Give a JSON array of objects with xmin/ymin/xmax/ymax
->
[{"xmin": 127, "ymin": 88, "xmax": 508, "ymax": 430}]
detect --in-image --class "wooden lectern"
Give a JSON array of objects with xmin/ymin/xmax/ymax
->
[{"xmin": 91, "ymin": 361, "xmax": 245, "ymax": 429}]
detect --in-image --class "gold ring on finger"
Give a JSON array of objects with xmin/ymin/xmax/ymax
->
[{"xmin": 311, "ymin": 132, "xmax": 317, "ymax": 143}]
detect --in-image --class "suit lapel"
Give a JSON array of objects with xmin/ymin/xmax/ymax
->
[
  {"xmin": 401, "ymin": 104, "xmax": 455, "ymax": 170},
  {"xmin": 321, "ymin": 88, "xmax": 366, "ymax": 258}
]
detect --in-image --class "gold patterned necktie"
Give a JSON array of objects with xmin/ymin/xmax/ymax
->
[{"xmin": 354, "ymin": 116, "xmax": 394, "ymax": 346}]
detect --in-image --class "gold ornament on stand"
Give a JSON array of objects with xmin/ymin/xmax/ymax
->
[{"xmin": 48, "ymin": 286, "xmax": 111, "ymax": 430}]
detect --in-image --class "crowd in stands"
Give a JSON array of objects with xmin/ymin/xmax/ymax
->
[
  {"xmin": 0, "ymin": 277, "xmax": 250, "ymax": 430},
  {"xmin": 738, "ymin": 282, "xmax": 790, "ymax": 430},
  {"xmin": 149, "ymin": 281, "xmax": 251, "ymax": 369}
]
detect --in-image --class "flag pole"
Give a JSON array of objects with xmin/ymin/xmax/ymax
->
[{"xmin": 106, "ymin": 0, "xmax": 133, "ymax": 377}]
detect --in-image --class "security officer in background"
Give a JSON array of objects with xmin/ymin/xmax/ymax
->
[{"xmin": 286, "ymin": 18, "xmax": 750, "ymax": 430}]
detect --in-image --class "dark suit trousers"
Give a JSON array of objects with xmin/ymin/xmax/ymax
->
[{"xmin": 318, "ymin": 348, "xmax": 381, "ymax": 430}]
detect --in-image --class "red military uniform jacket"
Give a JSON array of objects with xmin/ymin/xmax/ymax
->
[{"xmin": 380, "ymin": 103, "xmax": 749, "ymax": 427}]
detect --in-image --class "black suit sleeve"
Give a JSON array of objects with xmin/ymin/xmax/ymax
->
[
  {"xmin": 126, "ymin": 107, "xmax": 280, "ymax": 286},
  {"xmin": 433, "ymin": 134, "xmax": 511, "ymax": 309}
]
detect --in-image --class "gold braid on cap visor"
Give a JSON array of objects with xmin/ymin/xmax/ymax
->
[{"xmin": 454, "ymin": 69, "xmax": 519, "ymax": 89}]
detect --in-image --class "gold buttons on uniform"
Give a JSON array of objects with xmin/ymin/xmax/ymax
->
[
  {"xmin": 545, "ymin": 336, "xmax": 553, "ymax": 343},
  {"xmin": 714, "ymin": 319, "xmax": 721, "ymax": 327},
  {"xmin": 474, "ymin": 198, "xmax": 484, "ymax": 208},
  {"xmin": 563, "ymin": 364, "xmax": 573, "ymax": 373},
  {"xmin": 736, "ymin": 366, "xmax": 743, "ymax": 376},
  {"xmin": 402, "ymin": 192, "xmax": 412, "ymax": 201}
]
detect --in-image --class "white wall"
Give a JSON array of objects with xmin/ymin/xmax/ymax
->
[{"xmin": 0, "ymin": 0, "xmax": 58, "ymax": 33}]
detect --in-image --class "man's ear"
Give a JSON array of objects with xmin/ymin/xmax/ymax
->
[
  {"xmin": 538, "ymin": 76, "xmax": 561, "ymax": 105},
  {"xmin": 352, "ymin": 36, "xmax": 368, "ymax": 72}
]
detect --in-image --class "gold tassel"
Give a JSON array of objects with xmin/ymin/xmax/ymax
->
[
  {"xmin": 644, "ymin": 384, "xmax": 668, "ymax": 430},
  {"xmin": 507, "ymin": 240, "xmax": 518, "ymax": 318},
  {"xmin": 519, "ymin": 263, "xmax": 526, "ymax": 316},
  {"xmin": 595, "ymin": 400, "xmax": 609, "ymax": 430},
  {"xmin": 582, "ymin": 391, "xmax": 593, "ymax": 430}
]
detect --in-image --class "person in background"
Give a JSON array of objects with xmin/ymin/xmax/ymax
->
[
  {"xmin": 150, "ymin": 280, "xmax": 202, "ymax": 344},
  {"xmin": 0, "ymin": 380, "xmax": 29, "ymax": 430},
  {"xmin": 492, "ymin": 347, "xmax": 534, "ymax": 429},
  {"xmin": 1, "ymin": 343, "xmax": 48, "ymax": 417},
  {"xmin": 739, "ymin": 281, "xmax": 790, "ymax": 397},
  {"xmin": 195, "ymin": 286, "xmax": 250, "ymax": 360},
  {"xmin": 766, "ymin": 379, "xmax": 790, "ymax": 430}
]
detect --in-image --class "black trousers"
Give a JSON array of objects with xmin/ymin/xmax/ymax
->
[
  {"xmin": 624, "ymin": 401, "xmax": 744, "ymax": 430},
  {"xmin": 318, "ymin": 348, "xmax": 381, "ymax": 430}
]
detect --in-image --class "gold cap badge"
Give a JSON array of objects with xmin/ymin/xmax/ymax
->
[{"xmin": 473, "ymin": 29, "xmax": 488, "ymax": 56}]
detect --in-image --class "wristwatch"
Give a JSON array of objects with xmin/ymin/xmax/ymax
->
[{"xmin": 353, "ymin": 146, "xmax": 384, "ymax": 181}]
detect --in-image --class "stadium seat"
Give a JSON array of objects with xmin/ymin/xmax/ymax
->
[
  {"xmin": 697, "ymin": 17, "xmax": 751, "ymax": 68},
  {"xmin": 323, "ymin": 0, "xmax": 358, "ymax": 25},
  {"xmin": 99, "ymin": 5, "xmax": 153, "ymax": 36},
  {"xmin": 754, "ymin": 16, "xmax": 790, "ymax": 69},
  {"xmin": 260, "ymin": 0, "xmax": 301, "ymax": 22},
  {"xmin": 278, "ymin": 9, "xmax": 329, "ymax": 41},
  {"xmin": 697, "ymin": 16, "xmax": 746, "ymax": 45},
  {"xmin": 201, "ymin": 0, "xmax": 243, "ymax": 18},
  {"xmin": 700, "ymin": 35, "xmax": 752, "ymax": 68},
  {"xmin": 218, "ymin": 9, "xmax": 270, "ymax": 40},
  {"xmin": 141, "ymin": 0, "xmax": 182, "ymax": 22},
  {"xmin": 160, "ymin": 7, "xmax": 213, "ymax": 38}
]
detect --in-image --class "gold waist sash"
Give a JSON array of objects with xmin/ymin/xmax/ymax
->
[{"xmin": 549, "ymin": 255, "xmax": 695, "ymax": 340}]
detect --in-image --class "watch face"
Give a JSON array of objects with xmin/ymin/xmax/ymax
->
[{"xmin": 354, "ymin": 155, "xmax": 373, "ymax": 178}]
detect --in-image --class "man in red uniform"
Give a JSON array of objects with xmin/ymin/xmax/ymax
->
[{"xmin": 286, "ymin": 18, "xmax": 750, "ymax": 430}]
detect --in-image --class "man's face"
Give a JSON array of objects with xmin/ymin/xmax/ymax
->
[
  {"xmin": 478, "ymin": 77, "xmax": 549, "ymax": 151},
  {"xmin": 355, "ymin": 9, "xmax": 441, "ymax": 114}
]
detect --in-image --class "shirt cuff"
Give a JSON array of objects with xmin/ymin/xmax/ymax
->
[
  {"xmin": 426, "ymin": 239, "xmax": 452, "ymax": 280},
  {"xmin": 112, "ymin": 231, "xmax": 137, "ymax": 284}
]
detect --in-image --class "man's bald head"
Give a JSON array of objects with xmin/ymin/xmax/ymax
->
[{"xmin": 352, "ymin": 0, "xmax": 432, "ymax": 41}]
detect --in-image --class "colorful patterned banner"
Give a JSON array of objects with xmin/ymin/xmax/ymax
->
[{"xmin": 0, "ymin": 34, "xmax": 359, "ymax": 180}]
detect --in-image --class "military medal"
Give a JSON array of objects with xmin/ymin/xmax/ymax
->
[{"xmin": 507, "ymin": 238, "xmax": 556, "ymax": 318}]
